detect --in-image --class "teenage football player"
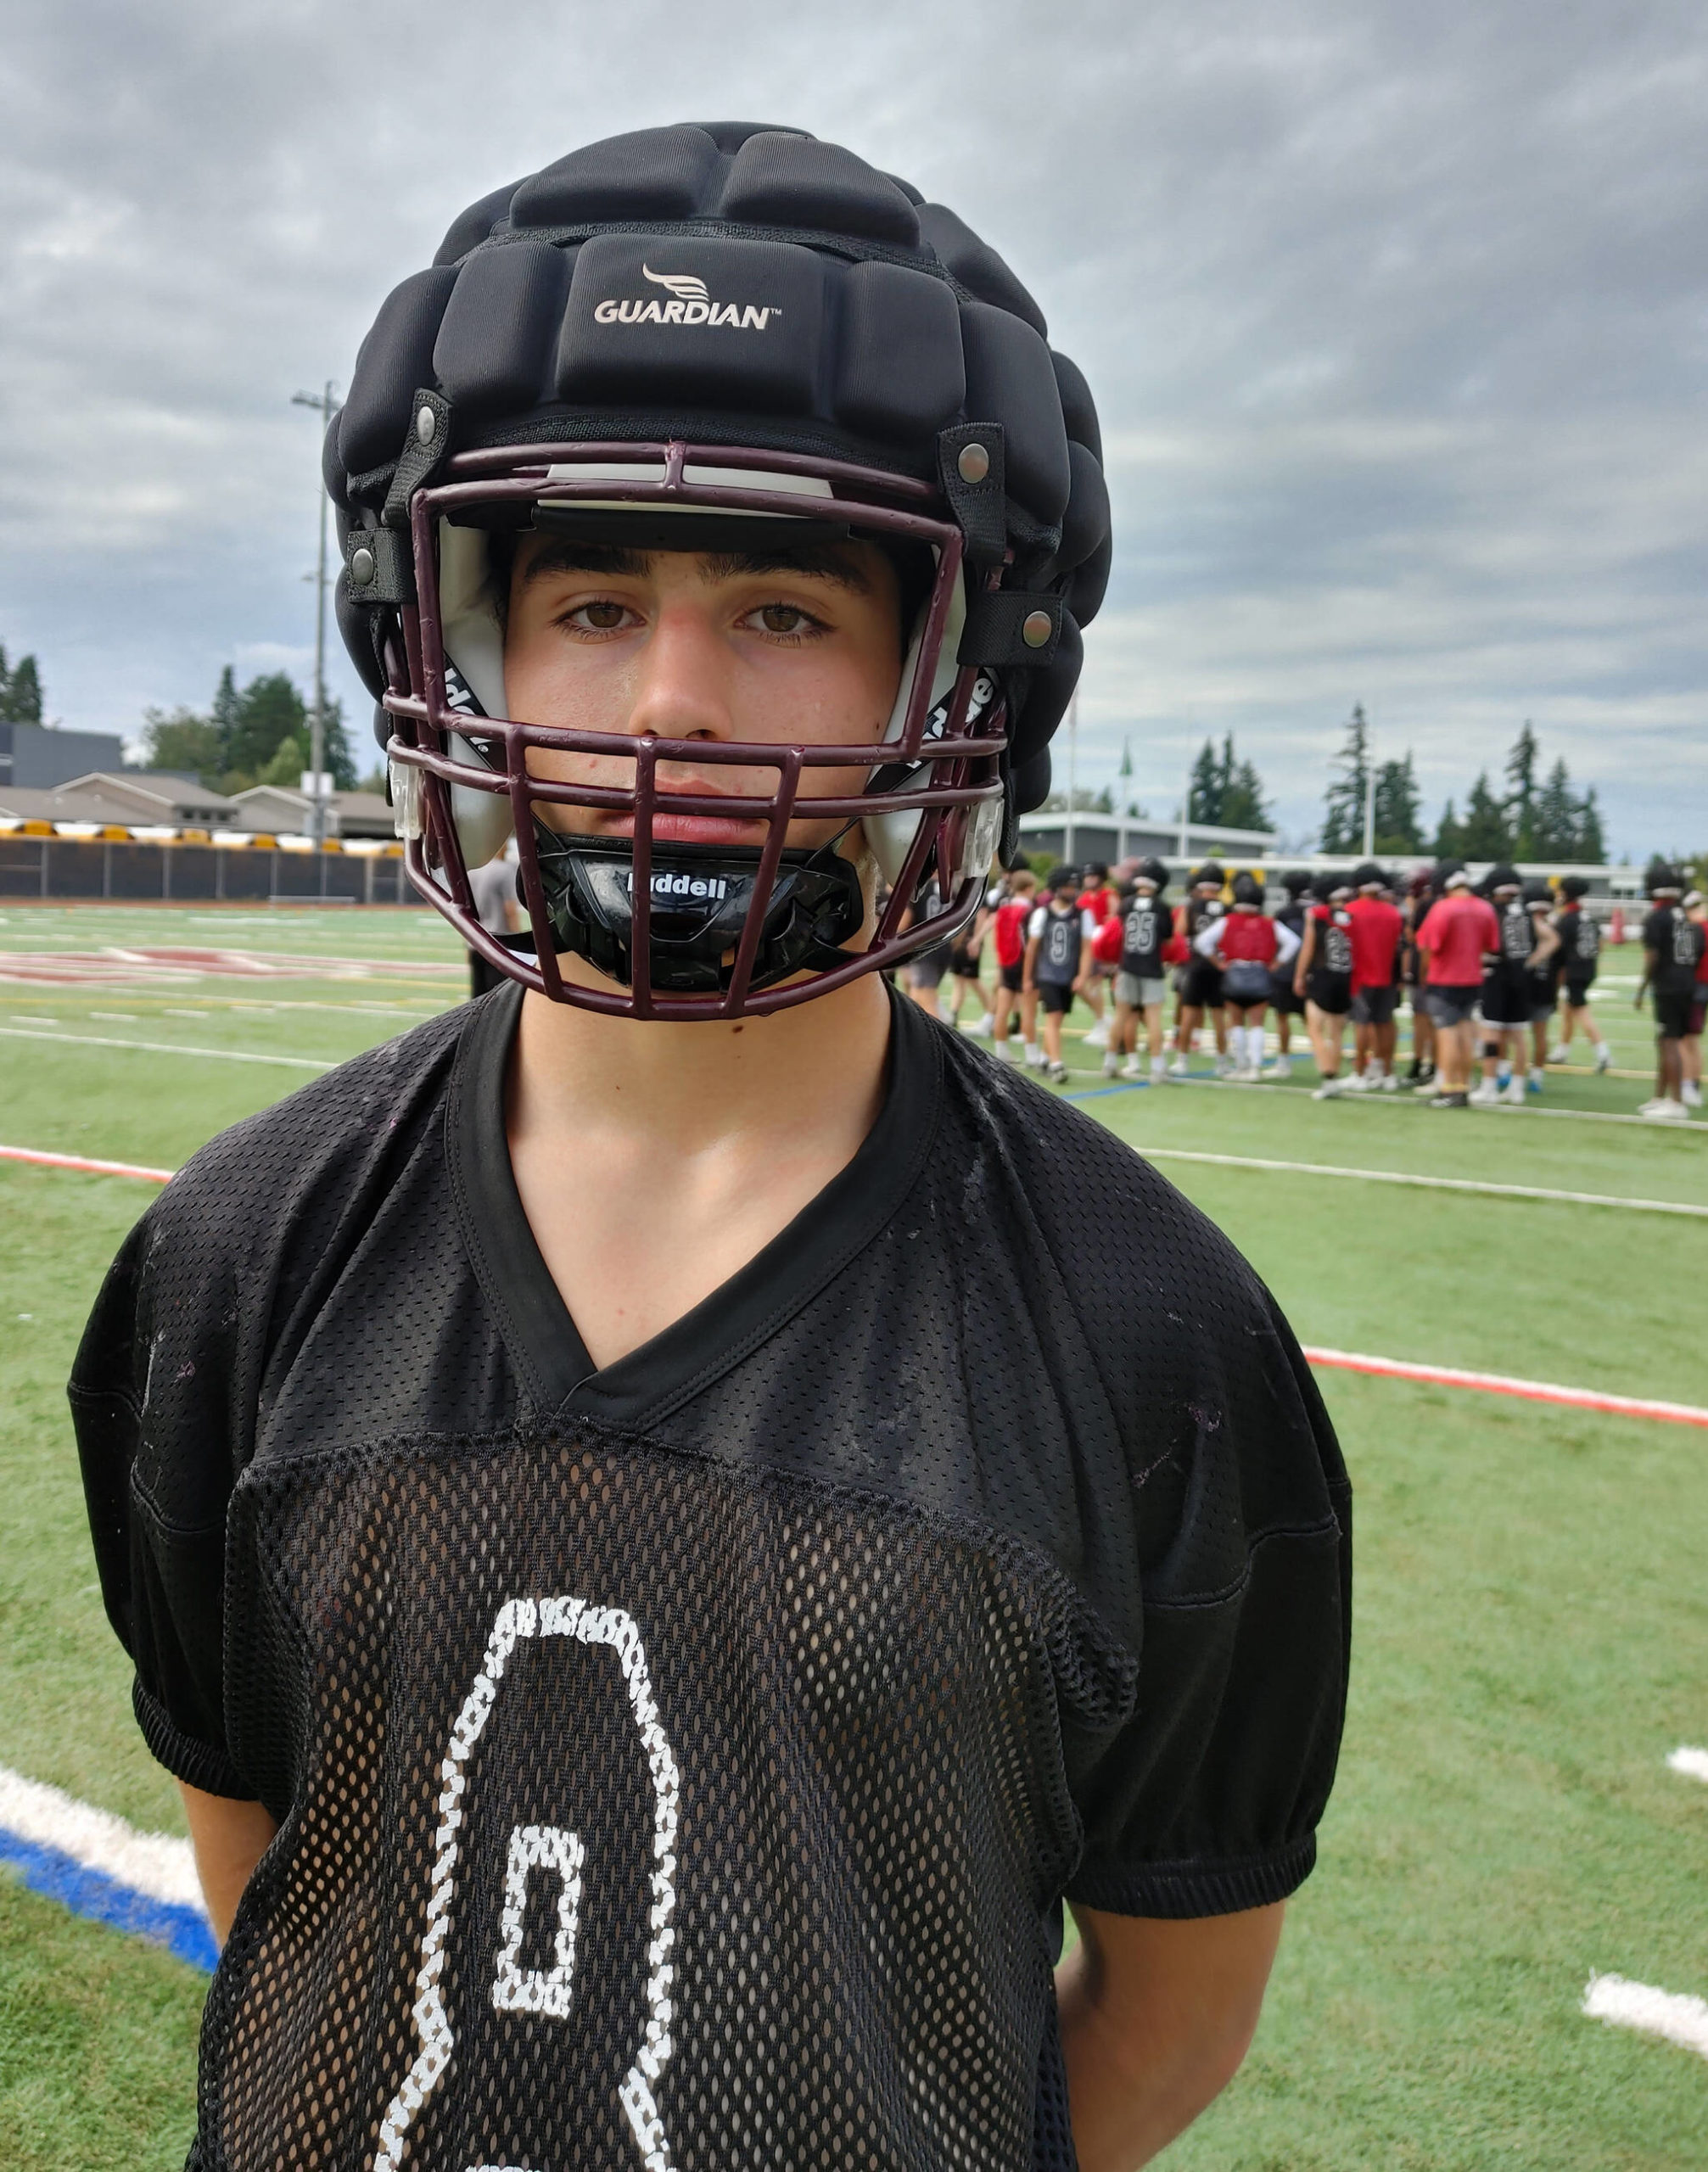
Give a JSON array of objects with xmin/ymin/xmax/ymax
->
[
  {"xmin": 1545, "ymin": 875, "xmax": 1610, "ymax": 1071},
  {"xmin": 1294, "ymin": 872, "xmax": 1356, "ymax": 1098},
  {"xmin": 1191, "ymin": 872, "xmax": 1298, "ymax": 1080},
  {"xmin": 1264, "ymin": 869, "xmax": 1312, "ymax": 1079},
  {"xmin": 72, "ymin": 125, "xmax": 1348, "ymax": 2172},
  {"xmin": 1635, "ymin": 865, "xmax": 1705, "ymax": 1119}
]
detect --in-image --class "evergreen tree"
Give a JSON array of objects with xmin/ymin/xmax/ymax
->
[
  {"xmin": 1459, "ymin": 771, "xmax": 1510, "ymax": 859},
  {"xmin": 320, "ymin": 695, "xmax": 357, "ymax": 790},
  {"xmin": 1320, "ymin": 704, "xmax": 1370, "ymax": 851},
  {"xmin": 1573, "ymin": 786, "xmax": 1604, "ymax": 864},
  {"xmin": 1221, "ymin": 757, "xmax": 1272, "ymax": 832},
  {"xmin": 1433, "ymin": 799, "xmax": 1462, "ymax": 858},
  {"xmin": 1372, "ymin": 752, "xmax": 1424, "ymax": 852},
  {"xmin": 1530, "ymin": 759, "xmax": 1578, "ymax": 858},
  {"xmin": 211, "ymin": 665, "xmax": 241, "ymax": 773},
  {"xmin": 1504, "ymin": 721, "xmax": 1541, "ymax": 855},
  {"xmin": 1187, "ymin": 738, "xmax": 1222, "ymax": 825},
  {"xmin": 1, "ymin": 652, "xmax": 42, "ymax": 725},
  {"xmin": 225, "ymin": 672, "xmax": 309, "ymax": 777}
]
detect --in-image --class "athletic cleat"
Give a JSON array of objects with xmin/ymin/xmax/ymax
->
[
  {"xmin": 1167, "ymin": 1056, "xmax": 1190, "ymax": 1078},
  {"xmin": 1638, "ymin": 1097, "xmax": 1688, "ymax": 1121},
  {"xmin": 1119, "ymin": 1055, "xmax": 1144, "ymax": 1081},
  {"xmin": 1546, "ymin": 1043, "xmax": 1570, "ymax": 1066},
  {"xmin": 1427, "ymin": 1090, "xmax": 1470, "ymax": 1109},
  {"xmin": 1101, "ymin": 1051, "xmax": 1120, "ymax": 1078},
  {"xmin": 1023, "ymin": 1044, "xmax": 1047, "ymax": 1071},
  {"xmin": 1046, "ymin": 1060, "xmax": 1067, "ymax": 1084},
  {"xmin": 1469, "ymin": 1079, "xmax": 1501, "ymax": 1106},
  {"xmin": 1379, "ymin": 1072, "xmax": 1399, "ymax": 1092},
  {"xmin": 1342, "ymin": 1072, "xmax": 1368, "ymax": 1092},
  {"xmin": 963, "ymin": 1014, "xmax": 994, "ymax": 1038},
  {"xmin": 1683, "ymin": 1079, "xmax": 1703, "ymax": 1108},
  {"xmin": 1593, "ymin": 1044, "xmax": 1612, "ymax": 1073},
  {"xmin": 1214, "ymin": 1053, "xmax": 1236, "ymax": 1079},
  {"xmin": 1525, "ymin": 1072, "xmax": 1543, "ymax": 1094},
  {"xmin": 1311, "ymin": 1077, "xmax": 1346, "ymax": 1100},
  {"xmin": 1083, "ymin": 1021, "xmax": 1111, "ymax": 1050},
  {"xmin": 1263, "ymin": 1056, "xmax": 1293, "ymax": 1081},
  {"xmin": 1502, "ymin": 1078, "xmax": 1527, "ymax": 1106}
]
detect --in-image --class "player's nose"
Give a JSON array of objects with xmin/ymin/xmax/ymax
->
[{"xmin": 623, "ymin": 600, "xmax": 732, "ymax": 749}]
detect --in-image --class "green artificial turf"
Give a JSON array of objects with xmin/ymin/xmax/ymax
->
[
  {"xmin": 1, "ymin": 904, "xmax": 1704, "ymax": 2166},
  {"xmin": 0, "ymin": 1870, "xmax": 205, "ymax": 2172}
]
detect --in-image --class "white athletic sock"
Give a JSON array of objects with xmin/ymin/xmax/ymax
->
[
  {"xmin": 1245, "ymin": 1026, "xmax": 1263, "ymax": 1068},
  {"xmin": 1367, "ymin": 1057, "xmax": 1384, "ymax": 1081},
  {"xmin": 1151, "ymin": 1053, "xmax": 1167, "ymax": 1078}
]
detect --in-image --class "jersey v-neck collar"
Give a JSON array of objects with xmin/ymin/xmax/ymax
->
[{"xmin": 447, "ymin": 979, "xmax": 944, "ymax": 1432}]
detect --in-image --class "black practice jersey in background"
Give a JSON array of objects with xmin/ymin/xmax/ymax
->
[
  {"xmin": 1033, "ymin": 904, "xmax": 1083, "ymax": 986},
  {"xmin": 72, "ymin": 988, "xmax": 1349, "ymax": 2172},
  {"xmin": 1554, "ymin": 907, "xmax": 1599, "ymax": 980},
  {"xmin": 1119, "ymin": 898, "xmax": 1165, "ymax": 979},
  {"xmin": 1493, "ymin": 899, "xmax": 1533, "ymax": 968},
  {"xmin": 1644, "ymin": 906, "xmax": 1705, "ymax": 995}
]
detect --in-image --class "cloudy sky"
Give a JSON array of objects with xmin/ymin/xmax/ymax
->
[{"xmin": 2, "ymin": 0, "xmax": 1702, "ymax": 857}]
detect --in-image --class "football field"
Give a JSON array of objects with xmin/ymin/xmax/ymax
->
[{"xmin": 1, "ymin": 903, "xmax": 1703, "ymax": 2169}]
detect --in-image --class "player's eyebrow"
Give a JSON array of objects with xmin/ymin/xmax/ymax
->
[{"xmin": 513, "ymin": 538, "xmax": 874, "ymax": 595}]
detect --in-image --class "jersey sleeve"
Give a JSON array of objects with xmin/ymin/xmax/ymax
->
[
  {"xmin": 70, "ymin": 1171, "xmax": 260, "ymax": 1798},
  {"xmin": 1019, "ymin": 1117, "xmax": 1352, "ymax": 1921}
]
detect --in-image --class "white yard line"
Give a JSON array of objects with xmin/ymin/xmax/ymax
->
[
  {"xmin": 1583, "ymin": 1974, "xmax": 1708, "ymax": 2061},
  {"xmin": 1131, "ymin": 1146, "xmax": 1708, "ymax": 1218},
  {"xmin": 0, "ymin": 1765, "xmax": 204, "ymax": 1914},
  {"xmin": 1666, "ymin": 1746, "xmax": 1708, "ymax": 1785},
  {"xmin": 0, "ymin": 1025, "xmax": 333, "ymax": 1071}
]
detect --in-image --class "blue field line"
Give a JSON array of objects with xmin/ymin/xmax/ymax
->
[{"xmin": 0, "ymin": 1823, "xmax": 216, "ymax": 1971}]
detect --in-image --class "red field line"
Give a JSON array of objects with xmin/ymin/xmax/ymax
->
[
  {"xmin": 0, "ymin": 1144, "xmax": 174, "ymax": 1184},
  {"xmin": 1303, "ymin": 1346, "xmax": 1708, "ymax": 1430},
  {"xmin": 5, "ymin": 1143, "xmax": 1704, "ymax": 1429}
]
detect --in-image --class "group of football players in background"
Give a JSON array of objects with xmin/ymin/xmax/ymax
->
[{"xmin": 899, "ymin": 855, "xmax": 1708, "ymax": 1119}]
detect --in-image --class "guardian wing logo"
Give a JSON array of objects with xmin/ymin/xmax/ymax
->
[
  {"xmin": 593, "ymin": 264, "xmax": 781, "ymax": 331},
  {"xmin": 642, "ymin": 267, "xmax": 709, "ymax": 305}
]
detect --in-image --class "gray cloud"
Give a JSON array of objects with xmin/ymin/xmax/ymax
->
[{"xmin": 1, "ymin": 0, "xmax": 1702, "ymax": 857}]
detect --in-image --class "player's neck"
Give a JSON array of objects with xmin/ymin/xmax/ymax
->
[{"xmin": 511, "ymin": 967, "xmax": 893, "ymax": 1155}]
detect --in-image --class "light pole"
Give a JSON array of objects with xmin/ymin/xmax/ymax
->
[
  {"xmin": 1065, "ymin": 691, "xmax": 1078, "ymax": 868},
  {"xmin": 291, "ymin": 383, "xmax": 341, "ymax": 845}
]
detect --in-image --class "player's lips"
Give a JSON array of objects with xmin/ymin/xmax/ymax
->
[{"xmin": 599, "ymin": 808, "xmax": 772, "ymax": 848}]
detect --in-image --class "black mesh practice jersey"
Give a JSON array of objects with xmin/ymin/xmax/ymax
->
[
  {"xmin": 72, "ymin": 986, "xmax": 1350, "ymax": 2172},
  {"xmin": 1554, "ymin": 906, "xmax": 1599, "ymax": 980}
]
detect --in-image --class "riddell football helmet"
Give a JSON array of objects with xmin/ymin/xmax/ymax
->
[{"xmin": 329, "ymin": 123, "xmax": 1111, "ymax": 1017}]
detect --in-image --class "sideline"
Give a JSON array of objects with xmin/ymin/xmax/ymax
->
[
  {"xmin": 0, "ymin": 1764, "xmax": 215, "ymax": 1972},
  {"xmin": 0, "ymin": 1025, "xmax": 334, "ymax": 1071}
]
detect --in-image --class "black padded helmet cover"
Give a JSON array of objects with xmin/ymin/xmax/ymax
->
[{"xmin": 333, "ymin": 126, "xmax": 1106, "ymax": 753}]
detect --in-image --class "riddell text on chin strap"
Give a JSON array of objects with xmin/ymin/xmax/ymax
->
[{"xmin": 531, "ymin": 830, "xmax": 868, "ymax": 995}]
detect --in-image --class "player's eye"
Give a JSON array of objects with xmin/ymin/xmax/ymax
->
[
  {"xmin": 562, "ymin": 599, "xmax": 636, "ymax": 635},
  {"xmin": 742, "ymin": 602, "xmax": 827, "ymax": 641}
]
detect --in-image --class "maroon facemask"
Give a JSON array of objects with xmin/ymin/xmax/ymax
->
[{"xmin": 378, "ymin": 440, "xmax": 1007, "ymax": 1020}]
